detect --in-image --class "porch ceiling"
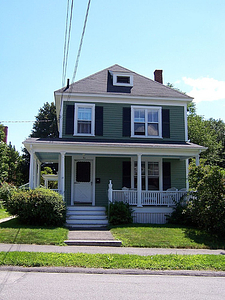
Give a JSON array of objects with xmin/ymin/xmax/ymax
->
[{"xmin": 35, "ymin": 152, "xmax": 60, "ymax": 163}]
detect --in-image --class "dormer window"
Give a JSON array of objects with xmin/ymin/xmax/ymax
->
[{"xmin": 111, "ymin": 71, "xmax": 133, "ymax": 87}]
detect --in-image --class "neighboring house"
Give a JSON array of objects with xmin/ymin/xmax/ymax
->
[{"xmin": 23, "ymin": 64, "xmax": 205, "ymax": 227}]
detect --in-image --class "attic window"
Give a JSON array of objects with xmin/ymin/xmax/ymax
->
[
  {"xmin": 111, "ymin": 72, "xmax": 133, "ymax": 87},
  {"xmin": 117, "ymin": 76, "xmax": 130, "ymax": 84}
]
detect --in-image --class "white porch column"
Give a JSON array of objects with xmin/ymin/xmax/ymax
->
[
  {"xmin": 186, "ymin": 159, "xmax": 189, "ymax": 190},
  {"xmin": 108, "ymin": 180, "xmax": 113, "ymax": 202},
  {"xmin": 60, "ymin": 152, "xmax": 66, "ymax": 199},
  {"xmin": 37, "ymin": 161, "xmax": 41, "ymax": 187},
  {"xmin": 29, "ymin": 147, "xmax": 34, "ymax": 189},
  {"xmin": 195, "ymin": 155, "xmax": 200, "ymax": 166},
  {"xmin": 33, "ymin": 157, "xmax": 37, "ymax": 188},
  {"xmin": 137, "ymin": 153, "xmax": 143, "ymax": 207}
]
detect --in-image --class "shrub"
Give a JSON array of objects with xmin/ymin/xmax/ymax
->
[
  {"xmin": 0, "ymin": 182, "xmax": 17, "ymax": 204},
  {"xmin": 107, "ymin": 201, "xmax": 133, "ymax": 225},
  {"xmin": 168, "ymin": 163, "xmax": 225, "ymax": 237},
  {"xmin": 2, "ymin": 187, "xmax": 66, "ymax": 226}
]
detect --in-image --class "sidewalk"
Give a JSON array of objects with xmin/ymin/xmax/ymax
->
[{"xmin": 0, "ymin": 243, "xmax": 224, "ymax": 256}]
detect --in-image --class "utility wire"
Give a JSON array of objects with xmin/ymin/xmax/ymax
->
[
  {"xmin": 0, "ymin": 120, "xmax": 52, "ymax": 123},
  {"xmin": 62, "ymin": 0, "xmax": 74, "ymax": 88},
  {"xmin": 71, "ymin": 0, "xmax": 92, "ymax": 85}
]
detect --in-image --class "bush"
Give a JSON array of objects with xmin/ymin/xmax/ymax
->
[
  {"xmin": 168, "ymin": 163, "xmax": 225, "ymax": 237},
  {"xmin": 107, "ymin": 201, "xmax": 133, "ymax": 225},
  {"xmin": 0, "ymin": 182, "xmax": 17, "ymax": 204},
  {"xmin": 2, "ymin": 187, "xmax": 66, "ymax": 226},
  {"xmin": 166, "ymin": 195, "xmax": 192, "ymax": 225}
]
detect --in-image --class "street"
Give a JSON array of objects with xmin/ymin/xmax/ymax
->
[{"xmin": 0, "ymin": 271, "xmax": 224, "ymax": 300}]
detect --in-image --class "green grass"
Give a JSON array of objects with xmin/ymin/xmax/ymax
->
[
  {"xmin": 0, "ymin": 251, "xmax": 225, "ymax": 271},
  {"xmin": 0, "ymin": 208, "xmax": 10, "ymax": 220},
  {"xmin": 110, "ymin": 224, "xmax": 225, "ymax": 249},
  {"xmin": 0, "ymin": 219, "xmax": 68, "ymax": 245}
]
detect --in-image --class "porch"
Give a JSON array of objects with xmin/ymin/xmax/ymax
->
[{"xmin": 108, "ymin": 181, "xmax": 187, "ymax": 207}]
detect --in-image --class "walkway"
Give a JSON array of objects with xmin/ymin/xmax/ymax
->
[{"xmin": 0, "ymin": 243, "xmax": 224, "ymax": 256}]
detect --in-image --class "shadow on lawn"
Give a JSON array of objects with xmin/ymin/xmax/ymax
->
[
  {"xmin": 183, "ymin": 227, "xmax": 225, "ymax": 250},
  {"xmin": 110, "ymin": 223, "xmax": 225, "ymax": 250},
  {"xmin": 0, "ymin": 218, "xmax": 59, "ymax": 230}
]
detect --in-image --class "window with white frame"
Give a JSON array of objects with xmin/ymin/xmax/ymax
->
[
  {"xmin": 131, "ymin": 106, "xmax": 162, "ymax": 138},
  {"xmin": 74, "ymin": 104, "xmax": 95, "ymax": 136},
  {"xmin": 132, "ymin": 159, "xmax": 161, "ymax": 191},
  {"xmin": 112, "ymin": 72, "xmax": 133, "ymax": 87}
]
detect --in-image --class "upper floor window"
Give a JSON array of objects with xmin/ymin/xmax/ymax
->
[
  {"xmin": 74, "ymin": 103, "xmax": 95, "ymax": 136},
  {"xmin": 131, "ymin": 106, "xmax": 162, "ymax": 138}
]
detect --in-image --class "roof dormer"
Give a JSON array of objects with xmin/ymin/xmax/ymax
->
[{"xmin": 110, "ymin": 71, "xmax": 133, "ymax": 87}]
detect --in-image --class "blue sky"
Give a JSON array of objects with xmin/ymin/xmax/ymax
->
[{"xmin": 1, "ymin": 0, "xmax": 225, "ymax": 152}]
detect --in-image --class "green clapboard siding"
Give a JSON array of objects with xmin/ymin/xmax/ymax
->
[
  {"xmin": 95, "ymin": 157, "xmax": 130, "ymax": 206},
  {"xmin": 65, "ymin": 156, "xmax": 72, "ymax": 206},
  {"xmin": 62, "ymin": 101, "xmax": 185, "ymax": 141},
  {"xmin": 163, "ymin": 159, "xmax": 186, "ymax": 189}
]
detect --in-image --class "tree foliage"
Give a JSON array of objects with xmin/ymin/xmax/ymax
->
[
  {"xmin": 168, "ymin": 162, "xmax": 225, "ymax": 236},
  {"xmin": 0, "ymin": 125, "xmax": 24, "ymax": 186},
  {"xmin": 30, "ymin": 102, "xmax": 58, "ymax": 138},
  {"xmin": 188, "ymin": 114, "xmax": 223, "ymax": 165}
]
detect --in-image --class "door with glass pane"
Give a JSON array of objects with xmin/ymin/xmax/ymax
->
[{"xmin": 74, "ymin": 161, "xmax": 92, "ymax": 203}]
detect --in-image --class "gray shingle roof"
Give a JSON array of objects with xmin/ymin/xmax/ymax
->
[{"xmin": 55, "ymin": 64, "xmax": 192, "ymax": 100}]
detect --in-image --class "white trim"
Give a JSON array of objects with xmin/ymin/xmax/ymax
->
[
  {"xmin": 29, "ymin": 147, "xmax": 34, "ymax": 189},
  {"xmin": 60, "ymin": 151, "xmax": 66, "ymax": 199},
  {"xmin": 55, "ymin": 92, "xmax": 193, "ymax": 102},
  {"xmin": 71, "ymin": 155, "xmax": 96, "ymax": 206},
  {"xmin": 74, "ymin": 103, "xmax": 95, "ymax": 136},
  {"xmin": 24, "ymin": 141, "xmax": 205, "ymax": 159},
  {"xmin": 131, "ymin": 106, "xmax": 162, "ymax": 138},
  {"xmin": 59, "ymin": 100, "xmax": 63, "ymax": 138},
  {"xmin": 186, "ymin": 159, "xmax": 189, "ymax": 190},
  {"xmin": 112, "ymin": 72, "xmax": 133, "ymax": 87},
  {"xmin": 92, "ymin": 157, "xmax": 96, "ymax": 206},
  {"xmin": 184, "ymin": 103, "xmax": 188, "ymax": 141},
  {"xmin": 131, "ymin": 157, "xmax": 162, "ymax": 192}
]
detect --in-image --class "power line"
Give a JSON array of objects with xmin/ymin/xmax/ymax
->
[
  {"xmin": 62, "ymin": 0, "xmax": 74, "ymax": 88},
  {"xmin": 0, "ymin": 120, "xmax": 52, "ymax": 123},
  {"xmin": 71, "ymin": 0, "xmax": 92, "ymax": 84}
]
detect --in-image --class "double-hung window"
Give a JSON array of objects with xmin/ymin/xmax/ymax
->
[
  {"xmin": 131, "ymin": 106, "xmax": 162, "ymax": 138},
  {"xmin": 74, "ymin": 103, "xmax": 95, "ymax": 136},
  {"xmin": 132, "ymin": 159, "xmax": 161, "ymax": 191}
]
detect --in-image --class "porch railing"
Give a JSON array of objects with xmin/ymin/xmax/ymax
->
[
  {"xmin": 111, "ymin": 190, "xmax": 187, "ymax": 206},
  {"xmin": 108, "ymin": 181, "xmax": 187, "ymax": 207}
]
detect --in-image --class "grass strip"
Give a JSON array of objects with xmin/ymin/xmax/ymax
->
[
  {"xmin": 0, "ymin": 252, "xmax": 225, "ymax": 271},
  {"xmin": 110, "ymin": 224, "xmax": 225, "ymax": 249}
]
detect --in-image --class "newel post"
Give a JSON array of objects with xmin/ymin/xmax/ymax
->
[{"xmin": 108, "ymin": 180, "xmax": 113, "ymax": 202}]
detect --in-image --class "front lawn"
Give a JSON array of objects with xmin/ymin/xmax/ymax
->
[
  {"xmin": 0, "ymin": 252, "xmax": 225, "ymax": 271},
  {"xmin": 110, "ymin": 224, "xmax": 225, "ymax": 249},
  {"xmin": 0, "ymin": 218, "xmax": 68, "ymax": 245}
]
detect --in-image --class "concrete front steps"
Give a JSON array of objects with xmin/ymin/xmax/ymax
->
[{"xmin": 66, "ymin": 206, "xmax": 109, "ymax": 229}]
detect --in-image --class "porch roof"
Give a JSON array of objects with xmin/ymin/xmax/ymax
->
[{"xmin": 23, "ymin": 138, "xmax": 206, "ymax": 162}]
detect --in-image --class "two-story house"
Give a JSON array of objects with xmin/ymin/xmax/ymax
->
[{"xmin": 23, "ymin": 64, "xmax": 205, "ymax": 227}]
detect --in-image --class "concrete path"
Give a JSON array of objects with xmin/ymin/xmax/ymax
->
[
  {"xmin": 65, "ymin": 230, "xmax": 122, "ymax": 246},
  {"xmin": 0, "ymin": 243, "xmax": 224, "ymax": 256}
]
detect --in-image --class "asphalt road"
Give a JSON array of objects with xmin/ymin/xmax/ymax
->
[{"xmin": 0, "ymin": 271, "xmax": 225, "ymax": 300}]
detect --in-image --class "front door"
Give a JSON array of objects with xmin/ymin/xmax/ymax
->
[{"xmin": 74, "ymin": 161, "xmax": 92, "ymax": 204}]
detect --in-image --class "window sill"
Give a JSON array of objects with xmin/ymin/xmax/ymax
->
[
  {"xmin": 131, "ymin": 135, "xmax": 163, "ymax": 139},
  {"xmin": 73, "ymin": 134, "xmax": 95, "ymax": 137}
]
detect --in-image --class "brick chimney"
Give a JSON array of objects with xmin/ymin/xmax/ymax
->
[
  {"xmin": 154, "ymin": 70, "xmax": 163, "ymax": 84},
  {"xmin": 3, "ymin": 126, "xmax": 8, "ymax": 143}
]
